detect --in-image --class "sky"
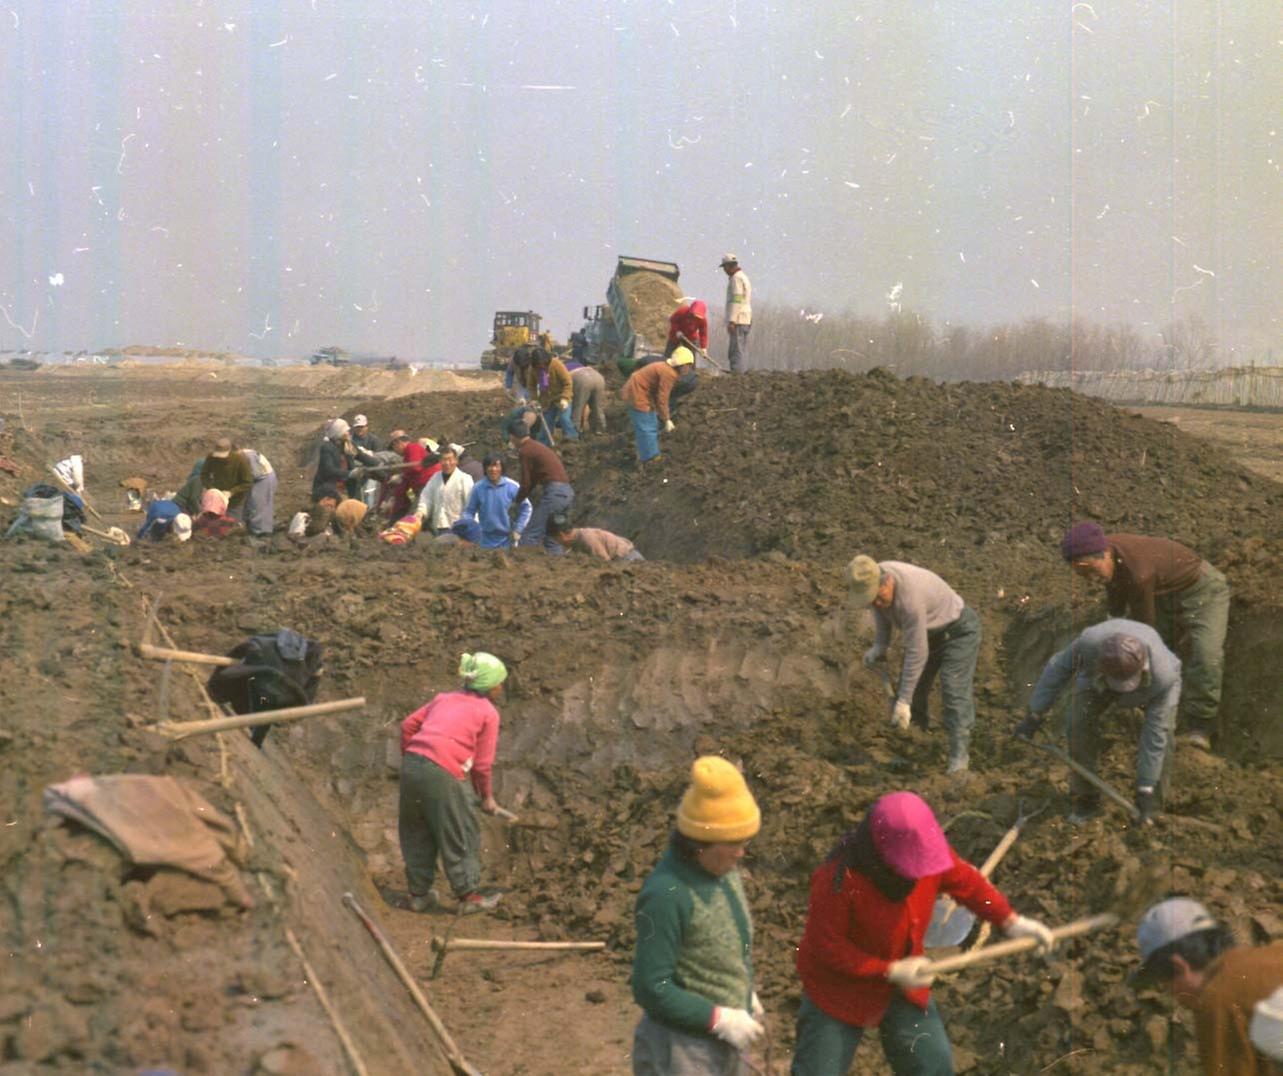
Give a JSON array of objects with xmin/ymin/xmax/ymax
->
[{"xmin": 2, "ymin": 1, "xmax": 1280, "ymax": 362}]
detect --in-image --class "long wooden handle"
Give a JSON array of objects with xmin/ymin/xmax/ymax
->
[
  {"xmin": 139, "ymin": 642, "xmax": 237, "ymax": 666},
  {"xmin": 1029, "ymin": 739, "xmax": 1140, "ymax": 820},
  {"xmin": 977, "ymin": 821, "xmax": 1021, "ymax": 878},
  {"xmin": 433, "ymin": 938, "xmax": 605, "ymax": 954},
  {"xmin": 343, "ymin": 894, "xmax": 477, "ymax": 1076},
  {"xmin": 924, "ymin": 913, "xmax": 1118, "ymax": 975},
  {"xmin": 152, "ymin": 696, "xmax": 366, "ymax": 740}
]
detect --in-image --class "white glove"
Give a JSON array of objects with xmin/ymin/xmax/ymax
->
[
  {"xmin": 663, "ymin": 419, "xmax": 675, "ymax": 433},
  {"xmin": 886, "ymin": 956, "xmax": 935, "ymax": 991},
  {"xmin": 750, "ymin": 992, "xmax": 764, "ymax": 1020},
  {"xmin": 559, "ymin": 399, "xmax": 570, "ymax": 411},
  {"xmin": 862, "ymin": 646, "xmax": 886, "ymax": 668},
  {"xmin": 891, "ymin": 700, "xmax": 912, "ymax": 731},
  {"xmin": 1003, "ymin": 915, "xmax": 1055, "ymax": 954},
  {"xmin": 709, "ymin": 1007, "xmax": 763, "ymax": 1052}
]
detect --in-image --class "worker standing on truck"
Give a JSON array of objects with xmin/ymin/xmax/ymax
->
[
  {"xmin": 525, "ymin": 347, "xmax": 578, "ymax": 444},
  {"xmin": 1060, "ymin": 522, "xmax": 1229, "ymax": 751},
  {"xmin": 620, "ymin": 348, "xmax": 690, "ymax": 464},
  {"xmin": 847, "ymin": 555, "xmax": 982, "ymax": 776},
  {"xmin": 1017, "ymin": 619, "xmax": 1181, "ymax": 824},
  {"xmin": 792, "ymin": 792, "xmax": 1054, "ymax": 1076},
  {"xmin": 719, "ymin": 254, "xmax": 752, "ymax": 373},
  {"xmin": 631, "ymin": 756, "xmax": 765, "ymax": 1076},
  {"xmin": 398, "ymin": 652, "xmax": 509, "ymax": 915},
  {"xmin": 666, "ymin": 298, "xmax": 709, "ymax": 358}
]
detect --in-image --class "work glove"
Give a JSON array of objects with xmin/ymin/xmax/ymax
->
[
  {"xmin": 709, "ymin": 1007, "xmax": 763, "ymax": 1052},
  {"xmin": 348, "ymin": 465, "xmax": 366, "ymax": 481},
  {"xmin": 1003, "ymin": 915, "xmax": 1055, "ymax": 954},
  {"xmin": 663, "ymin": 419, "xmax": 675, "ymax": 433},
  {"xmin": 750, "ymin": 992, "xmax": 764, "ymax": 1021},
  {"xmin": 559, "ymin": 399, "xmax": 570, "ymax": 412},
  {"xmin": 1136, "ymin": 787, "xmax": 1156, "ymax": 826},
  {"xmin": 886, "ymin": 956, "xmax": 935, "ymax": 991},
  {"xmin": 891, "ymin": 700, "xmax": 912, "ymax": 732},
  {"xmin": 862, "ymin": 645, "xmax": 887, "ymax": 668},
  {"xmin": 1013, "ymin": 711, "xmax": 1045, "ymax": 740}
]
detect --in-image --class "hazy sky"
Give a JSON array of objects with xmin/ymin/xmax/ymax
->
[{"xmin": 2, "ymin": 1, "xmax": 1279, "ymax": 361}]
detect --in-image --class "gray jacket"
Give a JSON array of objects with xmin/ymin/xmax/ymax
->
[
  {"xmin": 872, "ymin": 561, "xmax": 966, "ymax": 706},
  {"xmin": 1028, "ymin": 618, "xmax": 1181, "ymax": 789}
]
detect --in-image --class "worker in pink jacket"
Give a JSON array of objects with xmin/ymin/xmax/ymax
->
[{"xmin": 399, "ymin": 652, "xmax": 509, "ymax": 914}]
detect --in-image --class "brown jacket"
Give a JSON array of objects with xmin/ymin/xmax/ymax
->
[
  {"xmin": 1193, "ymin": 944, "xmax": 1283, "ymax": 1076},
  {"xmin": 620, "ymin": 362, "xmax": 678, "ymax": 423},
  {"xmin": 1105, "ymin": 533, "xmax": 1205, "ymax": 626},
  {"xmin": 514, "ymin": 438, "xmax": 569, "ymax": 503},
  {"xmin": 526, "ymin": 358, "xmax": 573, "ymax": 409}
]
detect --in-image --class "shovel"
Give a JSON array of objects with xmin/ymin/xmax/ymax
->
[
  {"xmin": 1020, "ymin": 736, "xmax": 1140, "ymax": 821},
  {"xmin": 83, "ymin": 524, "xmax": 131, "ymax": 546},
  {"xmin": 924, "ymin": 800, "xmax": 1045, "ymax": 948}
]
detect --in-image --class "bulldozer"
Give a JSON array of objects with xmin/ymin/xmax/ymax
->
[{"xmin": 479, "ymin": 311, "xmax": 556, "ymax": 370}]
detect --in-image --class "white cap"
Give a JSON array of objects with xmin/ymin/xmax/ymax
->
[
  {"xmin": 718, "ymin": 252, "xmax": 738, "ymax": 267},
  {"xmin": 352, "ymin": 414, "xmax": 369, "ymax": 427},
  {"xmin": 1137, "ymin": 898, "xmax": 1217, "ymax": 962},
  {"xmin": 172, "ymin": 513, "xmax": 192, "ymax": 542},
  {"xmin": 1251, "ymin": 987, "xmax": 1283, "ymax": 1061}
]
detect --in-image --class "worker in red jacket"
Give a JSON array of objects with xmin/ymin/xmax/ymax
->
[
  {"xmin": 381, "ymin": 432, "xmax": 441, "ymax": 521},
  {"xmin": 792, "ymin": 792, "xmax": 1054, "ymax": 1075},
  {"xmin": 665, "ymin": 298, "xmax": 708, "ymax": 357}
]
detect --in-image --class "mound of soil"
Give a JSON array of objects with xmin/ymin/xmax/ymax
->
[{"xmin": 617, "ymin": 271, "xmax": 683, "ymax": 354}]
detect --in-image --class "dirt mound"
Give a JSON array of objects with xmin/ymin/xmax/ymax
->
[{"xmin": 617, "ymin": 271, "xmax": 683, "ymax": 354}]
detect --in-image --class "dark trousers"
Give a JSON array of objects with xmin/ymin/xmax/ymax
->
[
  {"xmin": 520, "ymin": 481, "xmax": 574, "ymax": 554},
  {"xmin": 792, "ymin": 992, "xmax": 954, "ymax": 1075},
  {"xmin": 909, "ymin": 605, "xmax": 981, "ymax": 753},
  {"xmin": 398, "ymin": 753, "xmax": 480, "ymax": 898}
]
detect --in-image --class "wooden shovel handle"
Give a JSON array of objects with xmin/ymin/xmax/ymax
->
[
  {"xmin": 977, "ymin": 821, "xmax": 1021, "ymax": 878},
  {"xmin": 924, "ymin": 913, "xmax": 1118, "ymax": 975}
]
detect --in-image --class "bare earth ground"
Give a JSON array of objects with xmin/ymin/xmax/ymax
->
[
  {"xmin": 1, "ymin": 366, "xmax": 1281, "ymax": 1075},
  {"xmin": 1136, "ymin": 406, "xmax": 1283, "ymax": 485}
]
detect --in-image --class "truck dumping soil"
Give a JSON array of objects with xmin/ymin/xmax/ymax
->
[
  {"xmin": 1, "ymin": 363, "xmax": 1281, "ymax": 1074},
  {"xmin": 615, "ymin": 271, "xmax": 684, "ymax": 355}
]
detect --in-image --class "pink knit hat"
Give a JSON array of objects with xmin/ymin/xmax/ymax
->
[{"xmin": 869, "ymin": 792, "xmax": 953, "ymax": 879}]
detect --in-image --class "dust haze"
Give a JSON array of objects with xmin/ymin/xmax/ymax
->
[{"xmin": 2, "ymin": 1, "xmax": 1279, "ymax": 362}]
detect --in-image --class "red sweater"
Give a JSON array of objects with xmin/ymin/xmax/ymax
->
[
  {"xmin": 795, "ymin": 849, "xmax": 1013, "ymax": 1027},
  {"xmin": 400, "ymin": 691, "xmax": 500, "ymax": 798},
  {"xmin": 667, "ymin": 301, "xmax": 709, "ymax": 350},
  {"xmin": 401, "ymin": 443, "xmax": 440, "ymax": 494}
]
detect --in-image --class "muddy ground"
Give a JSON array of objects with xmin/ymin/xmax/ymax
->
[{"xmin": 1, "ymin": 365, "xmax": 1280, "ymax": 1075}]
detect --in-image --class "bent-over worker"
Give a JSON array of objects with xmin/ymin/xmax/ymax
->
[
  {"xmin": 620, "ymin": 347, "xmax": 690, "ymax": 464},
  {"xmin": 632, "ymin": 757, "xmax": 765, "ymax": 1076},
  {"xmin": 1061, "ymin": 522, "xmax": 1229, "ymax": 751},
  {"xmin": 847, "ymin": 556, "xmax": 981, "ymax": 774},
  {"xmin": 565, "ymin": 358, "xmax": 608, "ymax": 435},
  {"xmin": 508, "ymin": 421, "xmax": 574, "ymax": 553},
  {"xmin": 548, "ymin": 514, "xmax": 644, "ymax": 561},
  {"xmin": 1018, "ymin": 618, "xmax": 1181, "ymax": 824},
  {"xmin": 201, "ymin": 438, "xmax": 253, "ymax": 512},
  {"xmin": 399, "ymin": 653, "xmax": 510, "ymax": 915},
  {"xmin": 792, "ymin": 792, "xmax": 1053, "ymax": 1076},
  {"xmin": 666, "ymin": 298, "xmax": 709, "ymax": 358},
  {"xmin": 1132, "ymin": 898, "xmax": 1283, "ymax": 1076},
  {"xmin": 526, "ymin": 347, "xmax": 578, "ymax": 443}
]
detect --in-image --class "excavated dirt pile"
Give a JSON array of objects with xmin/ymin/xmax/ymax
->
[{"xmin": 2, "ymin": 364, "xmax": 1282, "ymax": 1074}]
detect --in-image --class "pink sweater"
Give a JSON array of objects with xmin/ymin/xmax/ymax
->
[{"xmin": 401, "ymin": 691, "xmax": 500, "ymax": 798}]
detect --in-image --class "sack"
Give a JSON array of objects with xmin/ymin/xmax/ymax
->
[
  {"xmin": 13, "ymin": 494, "xmax": 65, "ymax": 542},
  {"xmin": 206, "ymin": 629, "xmax": 324, "ymax": 747},
  {"xmin": 18, "ymin": 483, "xmax": 86, "ymax": 536}
]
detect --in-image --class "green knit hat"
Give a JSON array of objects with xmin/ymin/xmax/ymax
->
[{"xmin": 459, "ymin": 652, "xmax": 508, "ymax": 693}]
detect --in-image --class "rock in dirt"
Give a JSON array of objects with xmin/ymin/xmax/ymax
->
[{"xmin": 256, "ymin": 1043, "xmax": 324, "ymax": 1075}]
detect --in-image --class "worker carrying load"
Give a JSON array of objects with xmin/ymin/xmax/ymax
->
[
  {"xmin": 399, "ymin": 652, "xmax": 511, "ymax": 915},
  {"xmin": 791, "ymin": 792, "xmax": 1053, "ymax": 1075},
  {"xmin": 620, "ymin": 347, "xmax": 694, "ymax": 465},
  {"xmin": 847, "ymin": 556, "xmax": 981, "ymax": 775},
  {"xmin": 1017, "ymin": 618, "xmax": 1181, "ymax": 825},
  {"xmin": 666, "ymin": 298, "xmax": 709, "ymax": 358},
  {"xmin": 1060, "ymin": 522, "xmax": 1229, "ymax": 751},
  {"xmin": 631, "ymin": 757, "xmax": 765, "ymax": 1076}
]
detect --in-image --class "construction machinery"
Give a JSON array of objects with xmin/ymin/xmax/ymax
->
[
  {"xmin": 572, "ymin": 256, "xmax": 682, "ymax": 366},
  {"xmin": 479, "ymin": 311, "xmax": 555, "ymax": 371}
]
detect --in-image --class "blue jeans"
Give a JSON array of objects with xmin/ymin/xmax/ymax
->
[
  {"xmin": 909, "ymin": 605, "xmax": 981, "ymax": 755},
  {"xmin": 629, "ymin": 408, "xmax": 660, "ymax": 462},
  {"xmin": 520, "ymin": 481, "xmax": 574, "ymax": 553},
  {"xmin": 791, "ymin": 992, "xmax": 954, "ymax": 1076},
  {"xmin": 544, "ymin": 404, "xmax": 579, "ymax": 441},
  {"xmin": 727, "ymin": 324, "xmax": 750, "ymax": 372}
]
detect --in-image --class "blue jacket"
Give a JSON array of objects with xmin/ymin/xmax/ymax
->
[
  {"xmin": 137, "ymin": 499, "xmax": 181, "ymax": 540},
  {"xmin": 462, "ymin": 477, "xmax": 531, "ymax": 549},
  {"xmin": 1029, "ymin": 618, "xmax": 1181, "ymax": 789}
]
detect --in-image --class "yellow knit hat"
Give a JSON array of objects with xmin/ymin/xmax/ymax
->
[
  {"xmin": 676, "ymin": 757, "xmax": 761, "ymax": 842},
  {"xmin": 846, "ymin": 554, "xmax": 881, "ymax": 607}
]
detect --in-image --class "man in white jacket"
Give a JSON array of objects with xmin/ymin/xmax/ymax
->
[
  {"xmin": 415, "ymin": 444, "xmax": 475, "ymax": 536},
  {"xmin": 719, "ymin": 253, "xmax": 752, "ymax": 373}
]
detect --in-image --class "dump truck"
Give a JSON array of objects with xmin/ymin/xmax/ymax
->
[
  {"xmin": 479, "ymin": 311, "xmax": 556, "ymax": 371},
  {"xmin": 577, "ymin": 256, "xmax": 682, "ymax": 365}
]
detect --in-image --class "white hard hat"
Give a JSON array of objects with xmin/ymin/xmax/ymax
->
[
  {"xmin": 352, "ymin": 414, "xmax": 369, "ymax": 427},
  {"xmin": 718, "ymin": 252, "xmax": 739, "ymax": 267}
]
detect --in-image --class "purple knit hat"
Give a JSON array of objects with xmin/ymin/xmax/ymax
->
[{"xmin": 1061, "ymin": 521, "xmax": 1108, "ymax": 561}]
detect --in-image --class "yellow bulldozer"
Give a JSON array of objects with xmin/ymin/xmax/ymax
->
[{"xmin": 479, "ymin": 311, "xmax": 557, "ymax": 370}]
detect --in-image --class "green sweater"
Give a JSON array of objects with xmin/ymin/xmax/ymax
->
[
  {"xmin": 200, "ymin": 453, "xmax": 253, "ymax": 507},
  {"xmin": 631, "ymin": 847, "xmax": 754, "ymax": 1035}
]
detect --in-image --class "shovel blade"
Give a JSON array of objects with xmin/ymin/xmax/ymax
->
[{"xmin": 924, "ymin": 897, "xmax": 977, "ymax": 949}]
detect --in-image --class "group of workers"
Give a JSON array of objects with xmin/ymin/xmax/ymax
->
[{"xmin": 843, "ymin": 522, "xmax": 1230, "ymax": 828}]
